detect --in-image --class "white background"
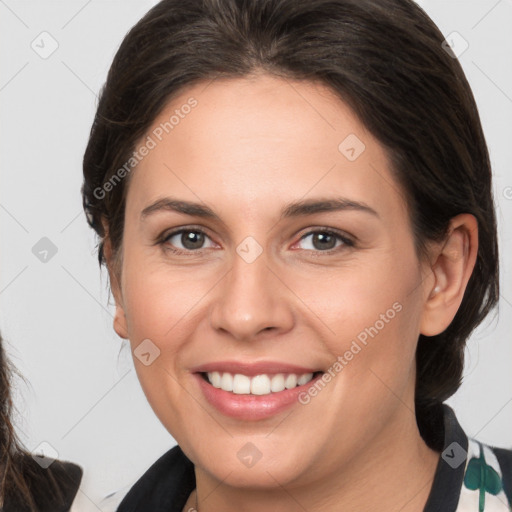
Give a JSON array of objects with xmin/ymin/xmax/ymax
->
[{"xmin": 1, "ymin": 1, "xmax": 511, "ymax": 509}]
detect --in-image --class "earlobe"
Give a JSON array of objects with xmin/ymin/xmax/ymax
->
[
  {"xmin": 420, "ymin": 214, "xmax": 478, "ymax": 337},
  {"xmin": 113, "ymin": 306, "xmax": 129, "ymax": 340},
  {"xmin": 107, "ymin": 256, "xmax": 129, "ymax": 339},
  {"xmin": 102, "ymin": 230, "xmax": 129, "ymax": 340}
]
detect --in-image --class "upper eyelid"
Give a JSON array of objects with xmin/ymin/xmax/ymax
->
[
  {"xmin": 161, "ymin": 226, "xmax": 218, "ymax": 247},
  {"xmin": 293, "ymin": 229, "xmax": 354, "ymax": 250},
  {"xmin": 162, "ymin": 225, "xmax": 215, "ymax": 241}
]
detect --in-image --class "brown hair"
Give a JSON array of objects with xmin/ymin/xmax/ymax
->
[
  {"xmin": 0, "ymin": 335, "xmax": 78, "ymax": 511},
  {"xmin": 82, "ymin": 0, "xmax": 499, "ymax": 442},
  {"xmin": 0, "ymin": 334, "xmax": 38, "ymax": 510}
]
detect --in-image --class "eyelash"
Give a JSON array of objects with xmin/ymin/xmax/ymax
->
[{"xmin": 157, "ymin": 226, "xmax": 355, "ymax": 256}]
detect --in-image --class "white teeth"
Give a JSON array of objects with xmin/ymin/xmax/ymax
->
[
  {"xmin": 270, "ymin": 373, "xmax": 285, "ymax": 392},
  {"xmin": 284, "ymin": 374, "xmax": 297, "ymax": 389},
  {"xmin": 232, "ymin": 374, "xmax": 251, "ymax": 394},
  {"xmin": 297, "ymin": 373, "xmax": 313, "ymax": 386},
  {"xmin": 206, "ymin": 371, "xmax": 316, "ymax": 395},
  {"xmin": 210, "ymin": 371, "xmax": 222, "ymax": 388},
  {"xmin": 251, "ymin": 374, "xmax": 271, "ymax": 395},
  {"xmin": 220, "ymin": 372, "xmax": 233, "ymax": 392}
]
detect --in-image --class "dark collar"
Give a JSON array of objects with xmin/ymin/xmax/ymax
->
[
  {"xmin": 423, "ymin": 403, "xmax": 469, "ymax": 512},
  {"xmin": 117, "ymin": 404, "xmax": 469, "ymax": 512},
  {"xmin": 117, "ymin": 444, "xmax": 195, "ymax": 512}
]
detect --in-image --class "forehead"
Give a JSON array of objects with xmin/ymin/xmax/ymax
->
[{"xmin": 127, "ymin": 74, "xmax": 408, "ymax": 223}]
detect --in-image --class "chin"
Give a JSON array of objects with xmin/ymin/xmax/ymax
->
[{"xmin": 191, "ymin": 439, "xmax": 312, "ymax": 489}]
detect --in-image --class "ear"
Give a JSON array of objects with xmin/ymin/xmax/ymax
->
[
  {"xmin": 420, "ymin": 213, "xmax": 478, "ymax": 337},
  {"xmin": 102, "ymin": 229, "xmax": 129, "ymax": 340}
]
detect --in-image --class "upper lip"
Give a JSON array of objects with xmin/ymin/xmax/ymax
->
[{"xmin": 190, "ymin": 360, "xmax": 322, "ymax": 376}]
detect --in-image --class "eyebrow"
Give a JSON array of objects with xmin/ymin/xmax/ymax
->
[{"xmin": 140, "ymin": 196, "xmax": 379, "ymax": 221}]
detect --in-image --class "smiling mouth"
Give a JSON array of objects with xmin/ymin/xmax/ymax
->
[{"xmin": 200, "ymin": 371, "xmax": 323, "ymax": 396}]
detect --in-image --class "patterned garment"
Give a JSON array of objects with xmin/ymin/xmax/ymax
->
[
  {"xmin": 423, "ymin": 405, "xmax": 511, "ymax": 512},
  {"xmin": 457, "ymin": 439, "xmax": 511, "ymax": 511}
]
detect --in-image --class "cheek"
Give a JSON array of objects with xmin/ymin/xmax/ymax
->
[
  {"xmin": 121, "ymin": 258, "xmax": 216, "ymax": 402},
  {"xmin": 122, "ymin": 261, "xmax": 210, "ymax": 341},
  {"xmin": 292, "ymin": 254, "xmax": 420, "ymax": 343},
  {"xmin": 118, "ymin": 212, "xmax": 210, "ymax": 339},
  {"xmin": 120, "ymin": 263, "xmax": 207, "ymax": 427},
  {"xmin": 290, "ymin": 252, "xmax": 423, "ymax": 396}
]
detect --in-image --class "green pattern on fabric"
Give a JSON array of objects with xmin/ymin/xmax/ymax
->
[{"xmin": 464, "ymin": 442, "xmax": 503, "ymax": 511}]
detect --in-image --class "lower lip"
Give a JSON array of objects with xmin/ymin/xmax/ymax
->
[{"xmin": 194, "ymin": 373, "xmax": 323, "ymax": 421}]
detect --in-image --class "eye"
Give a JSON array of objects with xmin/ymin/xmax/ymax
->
[
  {"xmin": 158, "ymin": 227, "xmax": 353, "ymax": 255},
  {"xmin": 294, "ymin": 229, "xmax": 353, "ymax": 253},
  {"xmin": 161, "ymin": 228, "xmax": 217, "ymax": 254}
]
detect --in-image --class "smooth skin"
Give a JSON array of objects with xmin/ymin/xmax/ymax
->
[{"xmin": 103, "ymin": 73, "xmax": 478, "ymax": 512}]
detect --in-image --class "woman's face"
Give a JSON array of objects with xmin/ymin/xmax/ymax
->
[{"xmin": 112, "ymin": 74, "xmax": 436, "ymax": 489}]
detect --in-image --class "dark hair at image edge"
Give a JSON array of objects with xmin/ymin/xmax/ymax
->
[
  {"xmin": 81, "ymin": 0, "xmax": 499, "ymax": 447},
  {"xmin": 0, "ymin": 335, "xmax": 73, "ymax": 511}
]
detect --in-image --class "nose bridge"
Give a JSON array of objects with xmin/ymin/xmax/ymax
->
[{"xmin": 209, "ymin": 240, "xmax": 293, "ymax": 341}]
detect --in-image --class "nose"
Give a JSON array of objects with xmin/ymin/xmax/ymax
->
[{"xmin": 209, "ymin": 247, "xmax": 294, "ymax": 342}]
